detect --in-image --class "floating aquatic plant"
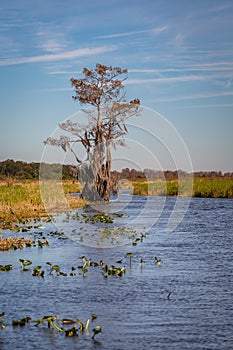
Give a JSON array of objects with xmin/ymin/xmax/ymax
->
[
  {"xmin": 19, "ymin": 259, "xmax": 32, "ymax": 271},
  {"xmin": 33, "ymin": 315, "xmax": 63, "ymax": 331},
  {"xmin": 32, "ymin": 265, "xmax": 44, "ymax": 277},
  {"xmin": 101, "ymin": 264, "xmax": 126, "ymax": 277},
  {"xmin": 0, "ymin": 312, "xmax": 6, "ymax": 329},
  {"xmin": 37, "ymin": 239, "xmax": 49, "ymax": 248},
  {"xmin": 92, "ymin": 325, "xmax": 102, "ymax": 340},
  {"xmin": 70, "ymin": 271, "xmax": 76, "ymax": 277},
  {"xmin": 62, "ymin": 318, "xmax": 76, "ymax": 325},
  {"xmin": 8, "ymin": 312, "xmax": 96, "ymax": 339},
  {"xmin": 154, "ymin": 256, "xmax": 162, "ymax": 267},
  {"xmin": 91, "ymin": 313, "xmax": 97, "ymax": 321},
  {"xmin": 46, "ymin": 262, "xmax": 69, "ymax": 277},
  {"xmin": 0, "ymin": 264, "xmax": 13, "ymax": 272},
  {"xmin": 86, "ymin": 213, "xmax": 114, "ymax": 224},
  {"xmin": 125, "ymin": 252, "xmax": 133, "ymax": 266},
  {"xmin": 12, "ymin": 317, "xmax": 31, "ymax": 327},
  {"xmin": 139, "ymin": 258, "xmax": 146, "ymax": 267},
  {"xmin": 65, "ymin": 326, "xmax": 78, "ymax": 337}
]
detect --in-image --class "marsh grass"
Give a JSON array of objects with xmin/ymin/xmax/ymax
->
[
  {"xmin": 0, "ymin": 180, "xmax": 85, "ymax": 229},
  {"xmin": 132, "ymin": 178, "xmax": 233, "ymax": 198},
  {"xmin": 193, "ymin": 178, "xmax": 233, "ymax": 198}
]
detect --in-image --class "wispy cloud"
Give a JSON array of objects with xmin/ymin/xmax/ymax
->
[
  {"xmin": 129, "ymin": 59, "xmax": 233, "ymax": 74},
  {"xmin": 47, "ymin": 70, "xmax": 82, "ymax": 75},
  {"xmin": 40, "ymin": 87, "xmax": 72, "ymax": 92},
  {"xmin": 96, "ymin": 26, "xmax": 168, "ymax": 39},
  {"xmin": 191, "ymin": 61, "xmax": 233, "ymax": 68},
  {"xmin": 37, "ymin": 38, "xmax": 67, "ymax": 53},
  {"xmin": 0, "ymin": 23, "xmax": 21, "ymax": 30},
  {"xmin": 0, "ymin": 46, "xmax": 116, "ymax": 67},
  {"xmin": 181, "ymin": 103, "xmax": 233, "ymax": 109},
  {"xmin": 154, "ymin": 91, "xmax": 233, "ymax": 103},
  {"xmin": 126, "ymin": 75, "xmax": 205, "ymax": 84},
  {"xmin": 225, "ymin": 80, "xmax": 232, "ymax": 88},
  {"xmin": 129, "ymin": 68, "xmax": 183, "ymax": 73},
  {"xmin": 208, "ymin": 3, "xmax": 233, "ymax": 13},
  {"xmin": 36, "ymin": 29, "xmax": 68, "ymax": 53}
]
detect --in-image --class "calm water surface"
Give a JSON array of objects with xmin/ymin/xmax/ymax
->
[{"xmin": 0, "ymin": 195, "xmax": 233, "ymax": 350}]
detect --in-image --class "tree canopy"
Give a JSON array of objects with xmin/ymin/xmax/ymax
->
[{"xmin": 45, "ymin": 63, "xmax": 141, "ymax": 201}]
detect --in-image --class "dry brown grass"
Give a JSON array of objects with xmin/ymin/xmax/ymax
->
[
  {"xmin": 0, "ymin": 236, "xmax": 34, "ymax": 251},
  {"xmin": 0, "ymin": 180, "xmax": 85, "ymax": 229}
]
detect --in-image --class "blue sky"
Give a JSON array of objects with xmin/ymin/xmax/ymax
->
[{"xmin": 0, "ymin": 0, "xmax": 233, "ymax": 172}]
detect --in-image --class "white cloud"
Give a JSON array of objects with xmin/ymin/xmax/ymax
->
[
  {"xmin": 46, "ymin": 64, "xmax": 233, "ymax": 76},
  {"xmin": 126, "ymin": 75, "xmax": 205, "ymax": 84},
  {"xmin": 225, "ymin": 80, "xmax": 232, "ymax": 88},
  {"xmin": 153, "ymin": 91, "xmax": 233, "ymax": 103},
  {"xmin": 191, "ymin": 61, "xmax": 233, "ymax": 68},
  {"xmin": 0, "ymin": 46, "xmax": 116, "ymax": 66},
  {"xmin": 40, "ymin": 87, "xmax": 72, "ymax": 92},
  {"xmin": 208, "ymin": 3, "xmax": 233, "ymax": 13},
  {"xmin": 181, "ymin": 103, "xmax": 233, "ymax": 109},
  {"xmin": 36, "ymin": 28, "xmax": 69, "ymax": 53},
  {"xmin": 38, "ymin": 39, "xmax": 66, "ymax": 53},
  {"xmin": 129, "ymin": 67, "xmax": 233, "ymax": 74},
  {"xmin": 174, "ymin": 33, "xmax": 185, "ymax": 47},
  {"xmin": 96, "ymin": 26, "xmax": 168, "ymax": 39},
  {"xmin": 47, "ymin": 70, "xmax": 82, "ymax": 75}
]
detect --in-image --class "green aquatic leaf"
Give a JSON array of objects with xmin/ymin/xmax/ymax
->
[
  {"xmin": 91, "ymin": 313, "xmax": 97, "ymax": 321},
  {"xmin": 59, "ymin": 271, "xmax": 68, "ymax": 276},
  {"xmin": 32, "ymin": 266, "xmax": 44, "ymax": 277},
  {"xmin": 65, "ymin": 326, "xmax": 78, "ymax": 337},
  {"xmin": 52, "ymin": 265, "xmax": 60, "ymax": 273},
  {"xmin": 12, "ymin": 317, "xmax": 31, "ymax": 327},
  {"xmin": 92, "ymin": 325, "xmax": 102, "ymax": 339},
  {"xmin": 49, "ymin": 320, "xmax": 64, "ymax": 332},
  {"xmin": 0, "ymin": 264, "xmax": 13, "ymax": 271},
  {"xmin": 19, "ymin": 259, "xmax": 32, "ymax": 267}
]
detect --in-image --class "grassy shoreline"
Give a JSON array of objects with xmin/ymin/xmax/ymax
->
[
  {"xmin": 132, "ymin": 178, "xmax": 233, "ymax": 198},
  {"xmin": 0, "ymin": 180, "xmax": 85, "ymax": 230},
  {"xmin": 1, "ymin": 178, "xmax": 232, "ymax": 230}
]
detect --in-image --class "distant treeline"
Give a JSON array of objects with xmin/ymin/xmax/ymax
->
[
  {"xmin": 0, "ymin": 159, "xmax": 77, "ymax": 181},
  {"xmin": 0, "ymin": 159, "xmax": 233, "ymax": 182},
  {"xmin": 111, "ymin": 168, "xmax": 233, "ymax": 181}
]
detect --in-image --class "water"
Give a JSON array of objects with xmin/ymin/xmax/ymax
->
[{"xmin": 0, "ymin": 195, "xmax": 233, "ymax": 350}]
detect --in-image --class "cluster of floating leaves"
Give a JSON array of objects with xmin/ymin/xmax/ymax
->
[
  {"xmin": 2, "ymin": 208, "xmax": 145, "ymax": 248},
  {"xmin": 0, "ymin": 224, "xmax": 71, "ymax": 253},
  {"xmin": 0, "ymin": 217, "xmax": 171, "ymax": 347},
  {"xmin": 65, "ymin": 210, "xmax": 124, "ymax": 224},
  {"xmin": 0, "ymin": 264, "xmax": 13, "ymax": 272},
  {"xmin": 0, "ymin": 221, "xmax": 164, "ymax": 277},
  {"xmin": 0, "ymin": 312, "xmax": 102, "ymax": 340},
  {"xmin": 62, "ymin": 209, "xmax": 136, "ymax": 246}
]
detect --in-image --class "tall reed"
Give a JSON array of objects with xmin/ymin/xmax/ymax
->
[{"xmin": 132, "ymin": 179, "xmax": 233, "ymax": 198}]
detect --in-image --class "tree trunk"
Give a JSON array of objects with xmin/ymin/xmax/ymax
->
[
  {"xmin": 78, "ymin": 143, "xmax": 113, "ymax": 202},
  {"xmin": 78, "ymin": 163, "xmax": 100, "ymax": 202},
  {"xmin": 78, "ymin": 141, "xmax": 112, "ymax": 201}
]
